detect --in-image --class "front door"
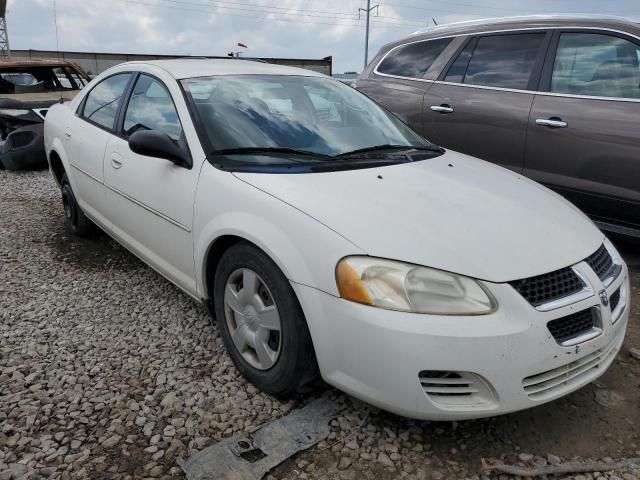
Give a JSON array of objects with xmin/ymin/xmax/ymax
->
[
  {"xmin": 423, "ymin": 31, "xmax": 550, "ymax": 173},
  {"xmin": 103, "ymin": 73, "xmax": 200, "ymax": 295},
  {"xmin": 524, "ymin": 31, "xmax": 640, "ymax": 232}
]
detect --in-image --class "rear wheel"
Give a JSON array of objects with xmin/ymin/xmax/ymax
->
[
  {"xmin": 61, "ymin": 173, "xmax": 93, "ymax": 237},
  {"xmin": 213, "ymin": 242, "xmax": 318, "ymax": 396}
]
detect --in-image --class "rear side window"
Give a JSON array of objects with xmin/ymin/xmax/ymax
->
[
  {"xmin": 551, "ymin": 33, "xmax": 640, "ymax": 99},
  {"xmin": 377, "ymin": 38, "xmax": 451, "ymax": 79},
  {"xmin": 82, "ymin": 73, "xmax": 131, "ymax": 130},
  {"xmin": 461, "ymin": 33, "xmax": 545, "ymax": 89},
  {"xmin": 123, "ymin": 74, "xmax": 182, "ymax": 140}
]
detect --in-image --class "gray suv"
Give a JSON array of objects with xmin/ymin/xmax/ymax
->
[{"xmin": 355, "ymin": 15, "xmax": 640, "ymax": 238}]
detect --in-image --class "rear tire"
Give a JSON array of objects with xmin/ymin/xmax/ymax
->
[
  {"xmin": 61, "ymin": 173, "xmax": 93, "ymax": 237},
  {"xmin": 213, "ymin": 242, "xmax": 318, "ymax": 396}
]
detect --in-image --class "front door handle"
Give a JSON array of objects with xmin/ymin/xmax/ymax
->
[
  {"xmin": 430, "ymin": 104, "xmax": 454, "ymax": 114},
  {"xmin": 64, "ymin": 127, "xmax": 72, "ymax": 139},
  {"xmin": 536, "ymin": 117, "xmax": 567, "ymax": 128},
  {"xmin": 111, "ymin": 153, "xmax": 123, "ymax": 169}
]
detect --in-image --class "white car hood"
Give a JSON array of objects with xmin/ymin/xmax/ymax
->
[{"xmin": 233, "ymin": 151, "xmax": 603, "ymax": 283}]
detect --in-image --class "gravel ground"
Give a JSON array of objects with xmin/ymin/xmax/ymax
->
[{"xmin": 1, "ymin": 169, "xmax": 639, "ymax": 480}]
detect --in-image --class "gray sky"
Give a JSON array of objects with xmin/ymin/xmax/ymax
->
[{"xmin": 7, "ymin": 0, "xmax": 640, "ymax": 73}]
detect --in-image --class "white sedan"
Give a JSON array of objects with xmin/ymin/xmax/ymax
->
[{"xmin": 44, "ymin": 59, "xmax": 630, "ymax": 420}]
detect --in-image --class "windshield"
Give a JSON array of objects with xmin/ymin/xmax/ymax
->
[{"xmin": 180, "ymin": 75, "xmax": 432, "ymax": 164}]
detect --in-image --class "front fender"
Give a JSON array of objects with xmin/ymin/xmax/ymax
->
[{"xmin": 193, "ymin": 166, "xmax": 365, "ymax": 299}]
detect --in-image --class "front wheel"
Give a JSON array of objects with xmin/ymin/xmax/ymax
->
[
  {"xmin": 213, "ymin": 242, "xmax": 318, "ymax": 396},
  {"xmin": 61, "ymin": 173, "xmax": 93, "ymax": 237}
]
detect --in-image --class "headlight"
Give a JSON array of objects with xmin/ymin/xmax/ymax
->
[{"xmin": 336, "ymin": 256, "xmax": 496, "ymax": 315}]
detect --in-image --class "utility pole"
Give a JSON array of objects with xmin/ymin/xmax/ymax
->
[{"xmin": 359, "ymin": 0, "xmax": 378, "ymax": 68}]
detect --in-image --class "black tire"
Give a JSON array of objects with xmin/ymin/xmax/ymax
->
[
  {"xmin": 0, "ymin": 158, "xmax": 4, "ymax": 170},
  {"xmin": 213, "ymin": 242, "xmax": 318, "ymax": 396},
  {"xmin": 61, "ymin": 173, "xmax": 93, "ymax": 237}
]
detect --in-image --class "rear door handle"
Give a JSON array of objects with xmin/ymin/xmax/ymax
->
[
  {"xmin": 111, "ymin": 153, "xmax": 123, "ymax": 169},
  {"xmin": 536, "ymin": 117, "xmax": 567, "ymax": 128},
  {"xmin": 64, "ymin": 127, "xmax": 72, "ymax": 139},
  {"xmin": 430, "ymin": 104, "xmax": 454, "ymax": 114}
]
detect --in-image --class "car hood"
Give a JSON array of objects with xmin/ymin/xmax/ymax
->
[
  {"xmin": 0, "ymin": 90, "xmax": 79, "ymax": 109},
  {"xmin": 233, "ymin": 150, "xmax": 604, "ymax": 283}
]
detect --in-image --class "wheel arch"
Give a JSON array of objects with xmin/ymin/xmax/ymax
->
[{"xmin": 48, "ymin": 149, "xmax": 66, "ymax": 186}]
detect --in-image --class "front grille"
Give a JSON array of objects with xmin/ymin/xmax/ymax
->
[
  {"xmin": 547, "ymin": 308, "xmax": 595, "ymax": 344},
  {"xmin": 510, "ymin": 267, "xmax": 584, "ymax": 307},
  {"xmin": 522, "ymin": 341, "xmax": 619, "ymax": 400},
  {"xmin": 585, "ymin": 244, "xmax": 613, "ymax": 280},
  {"xmin": 610, "ymin": 288, "xmax": 621, "ymax": 312}
]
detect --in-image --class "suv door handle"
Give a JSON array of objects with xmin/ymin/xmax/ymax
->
[
  {"xmin": 536, "ymin": 117, "xmax": 567, "ymax": 128},
  {"xmin": 64, "ymin": 127, "xmax": 72, "ymax": 139},
  {"xmin": 111, "ymin": 153, "xmax": 123, "ymax": 169},
  {"xmin": 430, "ymin": 104, "xmax": 454, "ymax": 114}
]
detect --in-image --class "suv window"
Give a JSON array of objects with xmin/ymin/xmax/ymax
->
[
  {"xmin": 377, "ymin": 38, "xmax": 451, "ymax": 79},
  {"xmin": 460, "ymin": 33, "xmax": 545, "ymax": 89},
  {"xmin": 82, "ymin": 73, "xmax": 131, "ymax": 130},
  {"xmin": 551, "ymin": 33, "xmax": 640, "ymax": 99},
  {"xmin": 123, "ymin": 74, "xmax": 182, "ymax": 141}
]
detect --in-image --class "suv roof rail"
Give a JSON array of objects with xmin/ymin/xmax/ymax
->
[{"xmin": 410, "ymin": 14, "xmax": 635, "ymax": 35}]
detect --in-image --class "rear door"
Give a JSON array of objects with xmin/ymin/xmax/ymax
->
[
  {"xmin": 356, "ymin": 37, "xmax": 453, "ymax": 134},
  {"xmin": 102, "ymin": 73, "xmax": 200, "ymax": 295},
  {"xmin": 64, "ymin": 72, "xmax": 132, "ymax": 223},
  {"xmin": 524, "ymin": 30, "xmax": 640, "ymax": 232},
  {"xmin": 423, "ymin": 31, "xmax": 551, "ymax": 172}
]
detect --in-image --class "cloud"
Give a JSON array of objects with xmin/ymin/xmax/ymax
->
[{"xmin": 6, "ymin": 0, "xmax": 639, "ymax": 73}]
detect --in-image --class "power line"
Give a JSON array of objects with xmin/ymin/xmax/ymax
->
[
  {"xmin": 200, "ymin": 0, "xmax": 357, "ymax": 17},
  {"xmin": 120, "ymin": 0, "xmax": 420, "ymax": 29}
]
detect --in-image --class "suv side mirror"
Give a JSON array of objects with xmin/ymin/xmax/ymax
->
[{"xmin": 128, "ymin": 130, "xmax": 191, "ymax": 168}]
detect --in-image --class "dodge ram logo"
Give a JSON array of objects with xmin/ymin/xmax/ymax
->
[{"xmin": 599, "ymin": 289, "xmax": 609, "ymax": 307}]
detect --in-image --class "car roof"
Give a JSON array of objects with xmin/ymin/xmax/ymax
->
[
  {"xmin": 401, "ymin": 14, "xmax": 640, "ymax": 42},
  {"xmin": 122, "ymin": 58, "xmax": 329, "ymax": 80},
  {"xmin": 0, "ymin": 60, "xmax": 81, "ymax": 69}
]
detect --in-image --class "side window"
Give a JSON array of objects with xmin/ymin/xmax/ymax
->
[
  {"xmin": 377, "ymin": 37, "xmax": 452, "ymax": 79},
  {"xmin": 551, "ymin": 33, "xmax": 640, "ymax": 99},
  {"xmin": 82, "ymin": 73, "xmax": 131, "ymax": 130},
  {"xmin": 123, "ymin": 74, "xmax": 182, "ymax": 141},
  {"xmin": 444, "ymin": 39, "xmax": 475, "ymax": 83},
  {"xmin": 66, "ymin": 68, "xmax": 88, "ymax": 89},
  {"xmin": 461, "ymin": 33, "xmax": 545, "ymax": 89}
]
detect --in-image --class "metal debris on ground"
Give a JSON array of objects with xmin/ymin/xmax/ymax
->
[
  {"xmin": 182, "ymin": 398, "xmax": 340, "ymax": 480},
  {"xmin": 480, "ymin": 457, "xmax": 640, "ymax": 478}
]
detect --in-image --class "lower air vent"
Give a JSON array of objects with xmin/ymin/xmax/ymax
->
[
  {"xmin": 522, "ymin": 342, "xmax": 619, "ymax": 400},
  {"xmin": 418, "ymin": 371, "xmax": 495, "ymax": 408},
  {"xmin": 547, "ymin": 308, "xmax": 597, "ymax": 345}
]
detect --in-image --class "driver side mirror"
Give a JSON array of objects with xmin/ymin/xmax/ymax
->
[{"xmin": 128, "ymin": 130, "xmax": 191, "ymax": 168}]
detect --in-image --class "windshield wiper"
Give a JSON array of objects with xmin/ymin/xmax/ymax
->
[
  {"xmin": 209, "ymin": 147, "xmax": 330, "ymax": 159},
  {"xmin": 310, "ymin": 157, "xmax": 412, "ymax": 172},
  {"xmin": 333, "ymin": 144, "xmax": 442, "ymax": 158}
]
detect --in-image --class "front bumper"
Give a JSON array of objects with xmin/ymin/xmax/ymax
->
[
  {"xmin": 0, "ymin": 123, "xmax": 46, "ymax": 171},
  {"xmin": 293, "ymin": 264, "xmax": 630, "ymax": 420}
]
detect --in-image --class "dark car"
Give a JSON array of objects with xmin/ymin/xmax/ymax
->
[
  {"xmin": 0, "ymin": 60, "xmax": 89, "ymax": 171},
  {"xmin": 355, "ymin": 15, "xmax": 640, "ymax": 238}
]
